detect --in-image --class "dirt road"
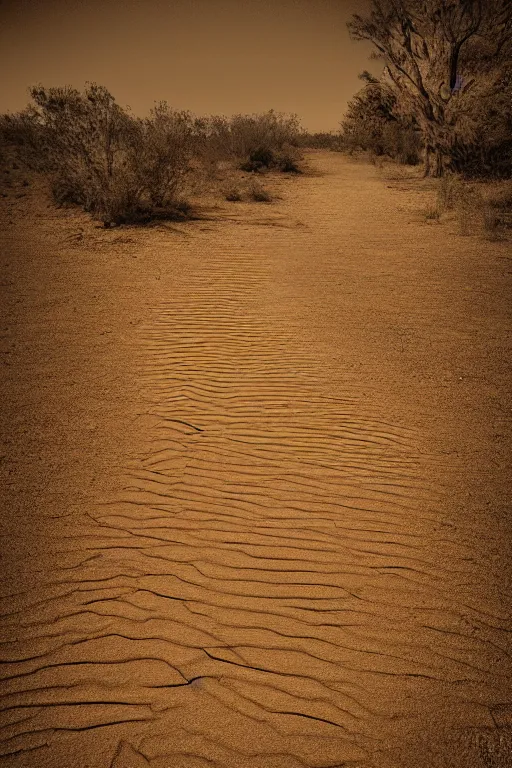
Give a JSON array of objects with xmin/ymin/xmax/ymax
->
[{"xmin": 1, "ymin": 152, "xmax": 511, "ymax": 767}]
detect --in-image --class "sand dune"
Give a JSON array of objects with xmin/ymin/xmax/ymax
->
[{"xmin": 1, "ymin": 153, "xmax": 511, "ymax": 767}]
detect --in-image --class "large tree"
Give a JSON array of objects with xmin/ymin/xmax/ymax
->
[{"xmin": 347, "ymin": 0, "xmax": 512, "ymax": 177}]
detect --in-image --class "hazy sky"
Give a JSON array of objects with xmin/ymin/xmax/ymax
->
[{"xmin": 0, "ymin": 0, "xmax": 380, "ymax": 132}]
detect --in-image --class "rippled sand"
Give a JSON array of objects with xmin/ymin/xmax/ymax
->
[{"xmin": 1, "ymin": 152, "xmax": 511, "ymax": 767}]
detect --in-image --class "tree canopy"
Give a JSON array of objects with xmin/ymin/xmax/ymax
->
[{"xmin": 347, "ymin": 0, "xmax": 512, "ymax": 176}]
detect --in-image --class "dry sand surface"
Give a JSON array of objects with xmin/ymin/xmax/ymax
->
[{"xmin": 1, "ymin": 151, "xmax": 511, "ymax": 768}]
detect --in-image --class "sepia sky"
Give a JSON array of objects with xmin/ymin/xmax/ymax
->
[{"xmin": 0, "ymin": 0, "xmax": 381, "ymax": 132}]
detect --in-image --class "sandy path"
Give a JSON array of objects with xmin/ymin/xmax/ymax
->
[{"xmin": 1, "ymin": 153, "xmax": 511, "ymax": 767}]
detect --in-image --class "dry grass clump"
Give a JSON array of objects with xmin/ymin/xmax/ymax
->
[
  {"xmin": 432, "ymin": 173, "xmax": 511, "ymax": 240},
  {"xmin": 437, "ymin": 172, "xmax": 463, "ymax": 211},
  {"xmin": 249, "ymin": 180, "xmax": 272, "ymax": 202},
  {"xmin": 224, "ymin": 186, "xmax": 243, "ymax": 201},
  {"xmin": 424, "ymin": 205, "xmax": 442, "ymax": 221},
  {"xmin": 481, "ymin": 183, "xmax": 512, "ymax": 240}
]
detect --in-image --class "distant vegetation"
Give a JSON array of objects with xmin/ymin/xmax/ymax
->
[
  {"xmin": 0, "ymin": 86, "xmax": 304, "ymax": 226},
  {"xmin": 296, "ymin": 132, "xmax": 343, "ymax": 151}
]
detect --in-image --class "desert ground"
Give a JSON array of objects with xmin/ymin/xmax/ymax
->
[{"xmin": 1, "ymin": 150, "xmax": 511, "ymax": 767}]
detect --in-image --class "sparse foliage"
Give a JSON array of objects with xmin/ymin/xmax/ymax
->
[
  {"xmin": 297, "ymin": 131, "xmax": 343, "ymax": 150},
  {"xmin": 341, "ymin": 80, "xmax": 422, "ymax": 164},
  {"xmin": 132, "ymin": 102, "xmax": 194, "ymax": 207},
  {"xmin": 188, "ymin": 110, "xmax": 303, "ymax": 175},
  {"xmin": 5, "ymin": 84, "xmax": 194, "ymax": 225},
  {"xmin": 249, "ymin": 179, "xmax": 273, "ymax": 202}
]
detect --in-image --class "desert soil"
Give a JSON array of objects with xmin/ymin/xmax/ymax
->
[{"xmin": 1, "ymin": 151, "xmax": 511, "ymax": 768}]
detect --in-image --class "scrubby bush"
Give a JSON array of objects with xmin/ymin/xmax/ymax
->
[
  {"xmin": 1, "ymin": 87, "xmax": 305, "ymax": 223},
  {"xmin": 274, "ymin": 143, "xmax": 302, "ymax": 172},
  {"xmin": 0, "ymin": 107, "xmax": 50, "ymax": 172},
  {"xmin": 27, "ymin": 84, "xmax": 143, "ymax": 223},
  {"xmin": 240, "ymin": 145, "xmax": 275, "ymax": 172},
  {"xmin": 249, "ymin": 180, "xmax": 272, "ymax": 202},
  {"xmin": 5, "ymin": 83, "xmax": 194, "ymax": 226},
  {"xmin": 433, "ymin": 172, "xmax": 511, "ymax": 239},
  {"xmin": 190, "ymin": 115, "xmax": 232, "ymax": 170},
  {"xmin": 131, "ymin": 102, "xmax": 194, "ymax": 208},
  {"xmin": 188, "ymin": 110, "xmax": 303, "ymax": 175},
  {"xmin": 224, "ymin": 185, "xmax": 243, "ymax": 201},
  {"xmin": 229, "ymin": 110, "xmax": 301, "ymax": 161},
  {"xmin": 381, "ymin": 121, "xmax": 422, "ymax": 165},
  {"xmin": 297, "ymin": 131, "xmax": 343, "ymax": 150},
  {"xmin": 340, "ymin": 81, "xmax": 422, "ymax": 165}
]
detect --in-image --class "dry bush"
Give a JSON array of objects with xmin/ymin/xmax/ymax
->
[
  {"xmin": 481, "ymin": 182, "xmax": 512, "ymax": 239},
  {"xmin": 436, "ymin": 172, "xmax": 464, "ymax": 211},
  {"xmin": 229, "ymin": 110, "xmax": 302, "ymax": 161},
  {"xmin": 0, "ymin": 107, "xmax": 50, "ymax": 173},
  {"xmin": 249, "ymin": 180, "xmax": 272, "ymax": 202},
  {"xmin": 190, "ymin": 115, "xmax": 232, "ymax": 170},
  {"xmin": 28, "ymin": 84, "xmax": 143, "ymax": 223},
  {"xmin": 189, "ymin": 111, "xmax": 303, "ymax": 177},
  {"xmin": 433, "ymin": 173, "xmax": 483, "ymax": 233},
  {"xmin": 381, "ymin": 121, "xmax": 422, "ymax": 165},
  {"xmin": 453, "ymin": 185, "xmax": 484, "ymax": 236},
  {"xmin": 18, "ymin": 84, "xmax": 194, "ymax": 226},
  {"xmin": 340, "ymin": 82, "xmax": 422, "ymax": 165},
  {"xmin": 433, "ymin": 173, "xmax": 511, "ymax": 239},
  {"xmin": 274, "ymin": 143, "xmax": 302, "ymax": 172},
  {"xmin": 132, "ymin": 102, "xmax": 194, "ymax": 208},
  {"xmin": 224, "ymin": 185, "xmax": 243, "ymax": 201},
  {"xmin": 297, "ymin": 131, "xmax": 343, "ymax": 150}
]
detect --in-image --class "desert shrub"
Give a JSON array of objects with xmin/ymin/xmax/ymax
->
[
  {"xmin": 340, "ymin": 84, "xmax": 392, "ymax": 155},
  {"xmin": 189, "ymin": 115, "xmax": 232, "ymax": 171},
  {"xmin": 444, "ymin": 43, "xmax": 512, "ymax": 179},
  {"xmin": 482, "ymin": 182, "xmax": 512, "ymax": 237},
  {"xmin": 131, "ymin": 102, "xmax": 194, "ymax": 207},
  {"xmin": 249, "ymin": 180, "xmax": 272, "ymax": 202},
  {"xmin": 229, "ymin": 110, "xmax": 301, "ymax": 159},
  {"xmin": 482, "ymin": 204, "xmax": 506, "ymax": 239},
  {"xmin": 23, "ymin": 83, "xmax": 194, "ymax": 226},
  {"xmin": 381, "ymin": 121, "xmax": 422, "ymax": 165},
  {"xmin": 239, "ymin": 143, "xmax": 303, "ymax": 173},
  {"xmin": 487, "ymin": 182, "xmax": 512, "ymax": 214},
  {"xmin": 0, "ymin": 107, "xmax": 50, "ymax": 172},
  {"xmin": 437, "ymin": 172, "xmax": 463, "ymax": 211},
  {"xmin": 453, "ymin": 184, "xmax": 485, "ymax": 235},
  {"xmin": 27, "ymin": 84, "xmax": 141, "ymax": 224},
  {"xmin": 435, "ymin": 174, "xmax": 511, "ymax": 238},
  {"xmin": 274, "ymin": 143, "xmax": 302, "ymax": 172},
  {"xmin": 189, "ymin": 111, "xmax": 302, "ymax": 174},
  {"xmin": 240, "ymin": 145, "xmax": 275, "ymax": 172},
  {"xmin": 450, "ymin": 137, "xmax": 512, "ymax": 179},
  {"xmin": 341, "ymin": 80, "xmax": 422, "ymax": 165},
  {"xmin": 224, "ymin": 186, "xmax": 243, "ymax": 201},
  {"xmin": 297, "ymin": 131, "xmax": 343, "ymax": 150}
]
